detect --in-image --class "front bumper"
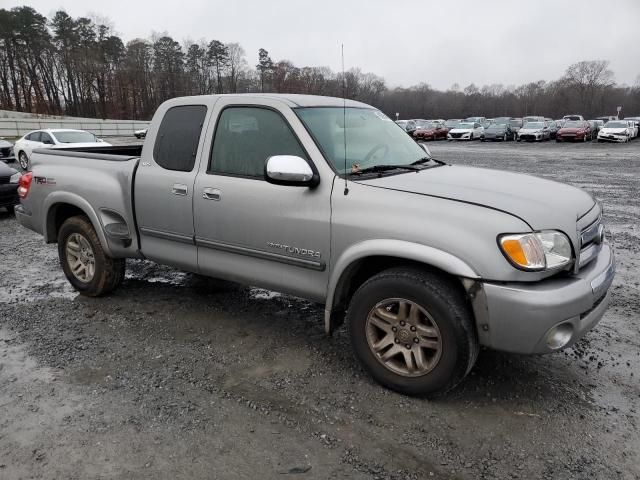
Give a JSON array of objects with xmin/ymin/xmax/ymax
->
[
  {"xmin": 598, "ymin": 134, "xmax": 626, "ymax": 142},
  {"xmin": 472, "ymin": 243, "xmax": 615, "ymax": 354},
  {"xmin": 519, "ymin": 133, "xmax": 542, "ymax": 141},
  {"xmin": 484, "ymin": 132, "xmax": 507, "ymax": 140}
]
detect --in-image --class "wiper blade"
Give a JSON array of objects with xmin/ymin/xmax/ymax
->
[
  {"xmin": 411, "ymin": 156, "xmax": 446, "ymax": 166},
  {"xmin": 351, "ymin": 164, "xmax": 421, "ymax": 175}
]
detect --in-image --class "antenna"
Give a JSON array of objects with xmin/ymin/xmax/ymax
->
[{"xmin": 342, "ymin": 44, "xmax": 349, "ymax": 196}]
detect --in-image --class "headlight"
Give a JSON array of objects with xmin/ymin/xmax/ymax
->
[
  {"xmin": 9, "ymin": 172, "xmax": 21, "ymax": 184},
  {"xmin": 499, "ymin": 231, "xmax": 572, "ymax": 271}
]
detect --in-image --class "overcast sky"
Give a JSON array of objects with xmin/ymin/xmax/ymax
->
[{"xmin": 7, "ymin": 0, "xmax": 640, "ymax": 89}]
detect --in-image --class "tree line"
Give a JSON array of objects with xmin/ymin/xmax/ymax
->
[{"xmin": 1, "ymin": 6, "xmax": 639, "ymax": 121}]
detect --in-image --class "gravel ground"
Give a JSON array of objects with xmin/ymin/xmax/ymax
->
[{"xmin": 0, "ymin": 139, "xmax": 639, "ymax": 479}]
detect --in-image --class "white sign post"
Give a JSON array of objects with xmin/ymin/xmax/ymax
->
[
  {"xmin": 396, "ymin": 113, "xmax": 399, "ymax": 120},
  {"xmin": 617, "ymin": 106, "xmax": 622, "ymax": 119}
]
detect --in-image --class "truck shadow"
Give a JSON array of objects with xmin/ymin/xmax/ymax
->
[{"xmin": 111, "ymin": 266, "xmax": 598, "ymax": 411}]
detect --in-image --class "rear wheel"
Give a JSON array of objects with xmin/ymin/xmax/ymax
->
[
  {"xmin": 58, "ymin": 216, "xmax": 125, "ymax": 296},
  {"xmin": 347, "ymin": 268, "xmax": 478, "ymax": 396}
]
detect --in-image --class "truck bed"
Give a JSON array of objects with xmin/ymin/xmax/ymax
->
[{"xmin": 22, "ymin": 146, "xmax": 143, "ymax": 260}]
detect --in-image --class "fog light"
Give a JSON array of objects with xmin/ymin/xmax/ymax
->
[{"xmin": 546, "ymin": 323, "xmax": 574, "ymax": 350}]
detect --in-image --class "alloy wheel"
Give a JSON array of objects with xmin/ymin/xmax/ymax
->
[
  {"xmin": 365, "ymin": 298, "xmax": 443, "ymax": 377},
  {"xmin": 66, "ymin": 233, "xmax": 96, "ymax": 283}
]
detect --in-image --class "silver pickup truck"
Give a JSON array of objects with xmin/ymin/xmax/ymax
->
[{"xmin": 15, "ymin": 94, "xmax": 615, "ymax": 396}]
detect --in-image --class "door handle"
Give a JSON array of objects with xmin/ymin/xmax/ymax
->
[
  {"xmin": 171, "ymin": 184, "xmax": 188, "ymax": 196},
  {"xmin": 202, "ymin": 187, "xmax": 221, "ymax": 201}
]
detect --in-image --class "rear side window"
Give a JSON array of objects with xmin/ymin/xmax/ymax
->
[
  {"xmin": 209, "ymin": 107, "xmax": 307, "ymax": 178},
  {"xmin": 26, "ymin": 132, "xmax": 40, "ymax": 141},
  {"xmin": 153, "ymin": 105, "xmax": 207, "ymax": 172}
]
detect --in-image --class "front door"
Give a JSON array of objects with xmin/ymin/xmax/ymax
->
[{"xmin": 193, "ymin": 100, "xmax": 332, "ymax": 301}]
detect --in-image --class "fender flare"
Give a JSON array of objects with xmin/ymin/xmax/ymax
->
[
  {"xmin": 42, "ymin": 191, "xmax": 114, "ymax": 257},
  {"xmin": 324, "ymin": 239, "xmax": 480, "ymax": 334}
]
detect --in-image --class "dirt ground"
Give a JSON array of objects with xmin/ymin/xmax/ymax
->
[{"xmin": 1, "ymin": 139, "xmax": 639, "ymax": 479}]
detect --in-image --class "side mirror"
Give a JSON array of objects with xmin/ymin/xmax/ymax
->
[
  {"xmin": 265, "ymin": 155, "xmax": 318, "ymax": 187},
  {"xmin": 420, "ymin": 143, "xmax": 432, "ymax": 158},
  {"xmin": 43, "ymin": 139, "xmax": 53, "ymax": 145}
]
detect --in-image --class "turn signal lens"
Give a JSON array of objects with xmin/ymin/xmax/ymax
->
[{"xmin": 499, "ymin": 234, "xmax": 546, "ymax": 270}]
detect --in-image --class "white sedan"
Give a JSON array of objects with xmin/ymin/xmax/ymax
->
[
  {"xmin": 447, "ymin": 122, "xmax": 484, "ymax": 140},
  {"xmin": 597, "ymin": 121, "xmax": 633, "ymax": 143},
  {"xmin": 14, "ymin": 129, "xmax": 110, "ymax": 170}
]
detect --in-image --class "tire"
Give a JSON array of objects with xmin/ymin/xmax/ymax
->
[
  {"xmin": 347, "ymin": 267, "xmax": 479, "ymax": 396},
  {"xmin": 57, "ymin": 215, "xmax": 125, "ymax": 297},
  {"xmin": 470, "ymin": 133, "xmax": 474, "ymax": 140},
  {"xmin": 18, "ymin": 151, "xmax": 28, "ymax": 170},
  {"xmin": 6, "ymin": 204, "xmax": 15, "ymax": 215}
]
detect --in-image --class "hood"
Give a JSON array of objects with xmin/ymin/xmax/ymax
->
[
  {"xmin": 356, "ymin": 165, "xmax": 595, "ymax": 231},
  {"xmin": 600, "ymin": 128, "xmax": 627, "ymax": 134},
  {"xmin": 416, "ymin": 128, "xmax": 438, "ymax": 134},
  {"xmin": 486, "ymin": 125, "xmax": 507, "ymax": 132},
  {"xmin": 50, "ymin": 141, "xmax": 112, "ymax": 148},
  {"xmin": 0, "ymin": 139, "xmax": 13, "ymax": 147},
  {"xmin": 449, "ymin": 128, "xmax": 474, "ymax": 133},
  {"xmin": 559, "ymin": 127, "xmax": 585, "ymax": 133}
]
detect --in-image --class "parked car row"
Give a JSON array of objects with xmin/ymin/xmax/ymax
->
[{"xmin": 394, "ymin": 115, "xmax": 640, "ymax": 144}]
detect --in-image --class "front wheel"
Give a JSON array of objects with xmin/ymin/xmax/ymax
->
[
  {"xmin": 18, "ymin": 151, "xmax": 29, "ymax": 170},
  {"xmin": 58, "ymin": 215, "xmax": 125, "ymax": 296},
  {"xmin": 347, "ymin": 268, "xmax": 478, "ymax": 396}
]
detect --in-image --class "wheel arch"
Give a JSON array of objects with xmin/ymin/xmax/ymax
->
[
  {"xmin": 43, "ymin": 192, "xmax": 114, "ymax": 257},
  {"xmin": 324, "ymin": 240, "xmax": 479, "ymax": 335}
]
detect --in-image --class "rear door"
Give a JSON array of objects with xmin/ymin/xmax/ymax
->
[
  {"xmin": 192, "ymin": 97, "xmax": 332, "ymax": 301},
  {"xmin": 134, "ymin": 103, "xmax": 211, "ymax": 272}
]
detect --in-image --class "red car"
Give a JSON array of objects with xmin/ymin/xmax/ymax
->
[
  {"xmin": 413, "ymin": 122, "xmax": 449, "ymax": 141},
  {"xmin": 556, "ymin": 120, "xmax": 593, "ymax": 142}
]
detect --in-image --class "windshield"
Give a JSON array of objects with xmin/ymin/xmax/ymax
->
[
  {"xmin": 509, "ymin": 119, "xmax": 523, "ymax": 126},
  {"xmin": 52, "ymin": 131, "xmax": 98, "ymax": 143},
  {"xmin": 604, "ymin": 121, "xmax": 627, "ymax": 128},
  {"xmin": 523, "ymin": 122, "xmax": 544, "ymax": 129},
  {"xmin": 563, "ymin": 121, "xmax": 582, "ymax": 128},
  {"xmin": 488, "ymin": 122, "xmax": 506, "ymax": 128},
  {"xmin": 445, "ymin": 120, "xmax": 460, "ymax": 127},
  {"xmin": 456, "ymin": 123, "xmax": 475, "ymax": 129},
  {"xmin": 296, "ymin": 107, "xmax": 429, "ymax": 175}
]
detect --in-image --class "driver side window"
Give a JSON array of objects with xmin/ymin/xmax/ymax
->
[
  {"xmin": 40, "ymin": 132, "xmax": 53, "ymax": 144},
  {"xmin": 209, "ymin": 107, "xmax": 308, "ymax": 178}
]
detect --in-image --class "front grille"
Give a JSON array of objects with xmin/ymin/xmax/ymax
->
[
  {"xmin": 520, "ymin": 134, "xmax": 536, "ymax": 140},
  {"xmin": 450, "ymin": 132, "xmax": 463, "ymax": 138},
  {"xmin": 578, "ymin": 217, "xmax": 603, "ymax": 270},
  {"xmin": 0, "ymin": 176, "xmax": 10, "ymax": 185},
  {"xmin": 0, "ymin": 147, "xmax": 11, "ymax": 157}
]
